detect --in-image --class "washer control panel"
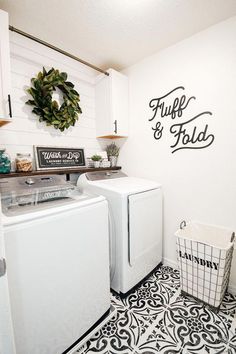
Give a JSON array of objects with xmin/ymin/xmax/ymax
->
[{"xmin": 0, "ymin": 175, "xmax": 77, "ymax": 214}]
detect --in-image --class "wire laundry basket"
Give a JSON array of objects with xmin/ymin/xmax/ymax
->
[{"xmin": 176, "ymin": 221, "xmax": 235, "ymax": 312}]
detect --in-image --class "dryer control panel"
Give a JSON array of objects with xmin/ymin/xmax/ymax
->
[{"xmin": 86, "ymin": 170, "xmax": 127, "ymax": 181}]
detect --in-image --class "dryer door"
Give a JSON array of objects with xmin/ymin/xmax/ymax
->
[{"xmin": 128, "ymin": 188, "xmax": 162, "ymax": 266}]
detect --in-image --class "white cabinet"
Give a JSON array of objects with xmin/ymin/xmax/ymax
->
[
  {"xmin": 95, "ymin": 68, "xmax": 128, "ymax": 138},
  {"xmin": 0, "ymin": 10, "xmax": 12, "ymax": 126}
]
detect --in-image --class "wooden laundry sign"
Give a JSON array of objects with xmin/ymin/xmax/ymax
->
[
  {"xmin": 148, "ymin": 86, "xmax": 215, "ymax": 153},
  {"xmin": 179, "ymin": 250, "xmax": 219, "ymax": 270},
  {"xmin": 34, "ymin": 146, "xmax": 85, "ymax": 170}
]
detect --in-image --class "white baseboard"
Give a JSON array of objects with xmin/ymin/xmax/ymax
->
[
  {"xmin": 162, "ymin": 257, "xmax": 178, "ymax": 270},
  {"xmin": 162, "ymin": 257, "xmax": 236, "ymax": 295},
  {"xmin": 228, "ymin": 283, "xmax": 236, "ymax": 295}
]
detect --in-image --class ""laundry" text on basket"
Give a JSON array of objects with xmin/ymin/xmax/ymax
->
[{"xmin": 179, "ymin": 251, "xmax": 219, "ymax": 270}]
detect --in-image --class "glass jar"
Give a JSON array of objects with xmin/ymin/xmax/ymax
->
[
  {"xmin": 16, "ymin": 153, "xmax": 33, "ymax": 172},
  {"xmin": 0, "ymin": 149, "xmax": 11, "ymax": 174}
]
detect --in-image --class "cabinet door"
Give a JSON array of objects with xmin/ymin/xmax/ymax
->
[
  {"xmin": 95, "ymin": 68, "xmax": 128, "ymax": 138},
  {"xmin": 0, "ymin": 10, "xmax": 12, "ymax": 121},
  {"xmin": 95, "ymin": 72, "xmax": 113, "ymax": 137},
  {"xmin": 110, "ymin": 69, "xmax": 128, "ymax": 137}
]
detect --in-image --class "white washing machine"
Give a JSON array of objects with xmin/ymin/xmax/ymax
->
[
  {"xmin": 77, "ymin": 170, "xmax": 162, "ymax": 295},
  {"xmin": 0, "ymin": 175, "xmax": 113, "ymax": 354}
]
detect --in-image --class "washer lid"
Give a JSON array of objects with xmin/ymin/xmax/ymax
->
[{"xmin": 87, "ymin": 176, "xmax": 161, "ymax": 194}]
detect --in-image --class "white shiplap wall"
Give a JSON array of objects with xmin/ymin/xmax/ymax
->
[{"xmin": 0, "ymin": 32, "xmax": 101, "ymax": 167}]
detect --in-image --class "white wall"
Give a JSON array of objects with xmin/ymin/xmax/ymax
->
[
  {"xmin": 120, "ymin": 17, "xmax": 236, "ymax": 291},
  {"xmin": 0, "ymin": 32, "xmax": 101, "ymax": 167}
]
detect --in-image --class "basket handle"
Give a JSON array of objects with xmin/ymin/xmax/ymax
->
[{"xmin": 180, "ymin": 220, "xmax": 187, "ymax": 230}]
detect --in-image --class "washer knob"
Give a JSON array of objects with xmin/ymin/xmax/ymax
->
[{"xmin": 25, "ymin": 178, "xmax": 35, "ymax": 185}]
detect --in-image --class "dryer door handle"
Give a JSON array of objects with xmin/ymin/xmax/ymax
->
[
  {"xmin": 108, "ymin": 209, "xmax": 116, "ymax": 281},
  {"xmin": 128, "ymin": 197, "xmax": 132, "ymax": 266},
  {"xmin": 0, "ymin": 258, "xmax": 6, "ymax": 277}
]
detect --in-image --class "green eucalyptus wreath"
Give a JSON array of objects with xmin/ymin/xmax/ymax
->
[{"xmin": 26, "ymin": 67, "xmax": 82, "ymax": 132}]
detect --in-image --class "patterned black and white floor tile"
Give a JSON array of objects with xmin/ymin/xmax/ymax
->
[{"xmin": 76, "ymin": 266, "xmax": 236, "ymax": 354}]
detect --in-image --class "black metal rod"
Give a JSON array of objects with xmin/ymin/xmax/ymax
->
[{"xmin": 9, "ymin": 25, "xmax": 109, "ymax": 76}]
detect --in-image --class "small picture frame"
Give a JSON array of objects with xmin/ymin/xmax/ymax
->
[{"xmin": 34, "ymin": 146, "xmax": 85, "ymax": 170}]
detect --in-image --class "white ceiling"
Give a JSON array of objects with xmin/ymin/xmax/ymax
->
[{"xmin": 1, "ymin": 0, "xmax": 236, "ymax": 72}]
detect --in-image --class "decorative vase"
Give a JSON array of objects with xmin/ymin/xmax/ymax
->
[
  {"xmin": 109, "ymin": 156, "xmax": 118, "ymax": 167},
  {"xmin": 94, "ymin": 161, "xmax": 100, "ymax": 168},
  {"xmin": 0, "ymin": 149, "xmax": 11, "ymax": 173}
]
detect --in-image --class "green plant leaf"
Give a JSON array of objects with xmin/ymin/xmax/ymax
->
[
  {"xmin": 65, "ymin": 81, "xmax": 74, "ymax": 88},
  {"xmin": 60, "ymin": 72, "xmax": 67, "ymax": 81}
]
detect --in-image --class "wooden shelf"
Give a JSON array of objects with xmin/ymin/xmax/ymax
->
[
  {"xmin": 0, "ymin": 118, "xmax": 11, "ymax": 127},
  {"xmin": 97, "ymin": 135, "xmax": 127, "ymax": 139},
  {"xmin": 0, "ymin": 166, "xmax": 121, "ymax": 178}
]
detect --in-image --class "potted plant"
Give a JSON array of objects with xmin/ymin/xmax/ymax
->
[
  {"xmin": 91, "ymin": 154, "xmax": 102, "ymax": 168},
  {"xmin": 106, "ymin": 143, "xmax": 120, "ymax": 167}
]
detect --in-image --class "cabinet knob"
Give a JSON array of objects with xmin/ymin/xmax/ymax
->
[
  {"xmin": 25, "ymin": 178, "xmax": 35, "ymax": 185},
  {"xmin": 8, "ymin": 94, "xmax": 12, "ymax": 118},
  {"xmin": 114, "ymin": 120, "xmax": 117, "ymax": 134}
]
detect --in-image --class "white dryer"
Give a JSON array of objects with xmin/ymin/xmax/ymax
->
[{"xmin": 77, "ymin": 170, "xmax": 162, "ymax": 295}]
